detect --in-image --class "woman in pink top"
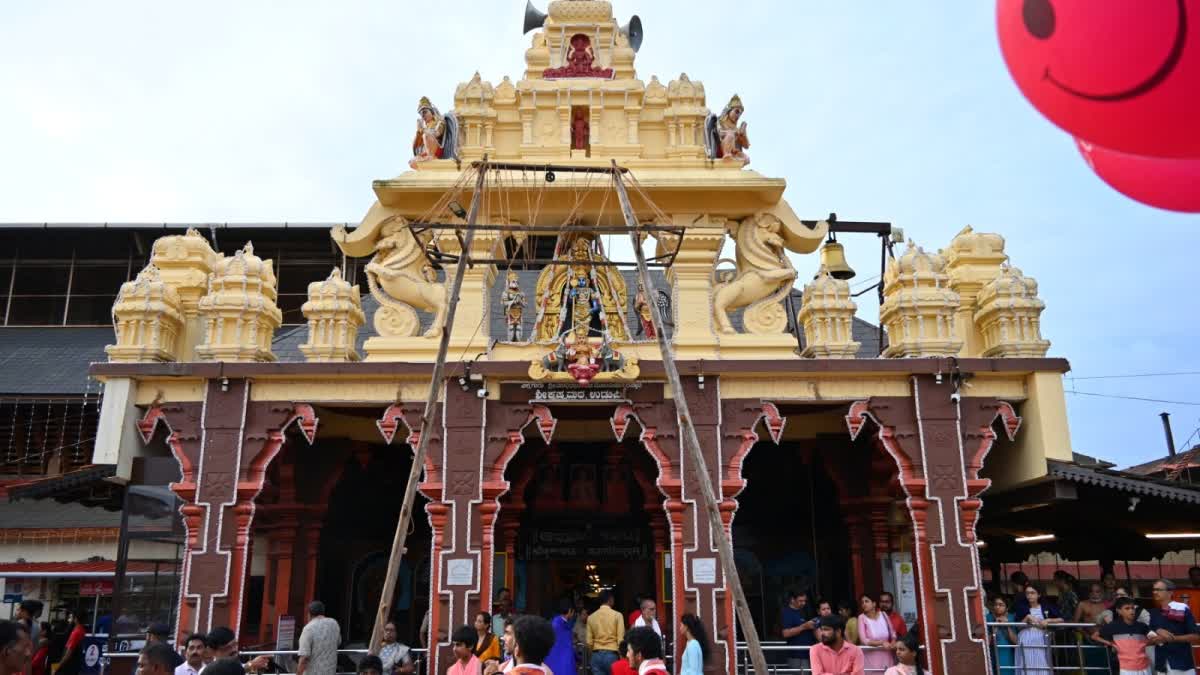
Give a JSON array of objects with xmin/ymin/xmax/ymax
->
[
  {"xmin": 448, "ymin": 625, "xmax": 482, "ymax": 675},
  {"xmin": 858, "ymin": 594, "xmax": 897, "ymax": 671}
]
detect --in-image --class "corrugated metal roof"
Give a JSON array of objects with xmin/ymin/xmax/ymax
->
[
  {"xmin": 0, "ymin": 498, "xmax": 121, "ymax": 529},
  {"xmin": 1047, "ymin": 459, "xmax": 1200, "ymax": 504},
  {"xmin": 6, "ymin": 464, "xmax": 116, "ymax": 502}
]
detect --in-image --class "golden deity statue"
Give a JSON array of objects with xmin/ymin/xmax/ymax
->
[{"xmin": 532, "ymin": 234, "xmax": 629, "ymax": 343}]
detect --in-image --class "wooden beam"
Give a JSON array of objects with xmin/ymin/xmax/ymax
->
[
  {"xmin": 611, "ymin": 161, "xmax": 770, "ymax": 675},
  {"xmin": 367, "ymin": 159, "xmax": 490, "ymax": 654}
]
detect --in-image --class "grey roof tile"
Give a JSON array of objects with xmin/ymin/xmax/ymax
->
[
  {"xmin": 0, "ymin": 327, "xmax": 111, "ymax": 395},
  {"xmin": 0, "ymin": 497, "xmax": 121, "ymax": 528}
]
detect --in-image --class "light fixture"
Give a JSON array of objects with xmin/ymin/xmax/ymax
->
[
  {"xmin": 1014, "ymin": 534, "xmax": 1055, "ymax": 543},
  {"xmin": 1145, "ymin": 533, "xmax": 1200, "ymax": 539},
  {"xmin": 975, "ymin": 540, "xmax": 986, "ymax": 548}
]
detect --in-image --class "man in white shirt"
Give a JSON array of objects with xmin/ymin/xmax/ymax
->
[
  {"xmin": 297, "ymin": 601, "xmax": 341, "ymax": 675},
  {"xmin": 174, "ymin": 634, "xmax": 206, "ymax": 675},
  {"xmin": 631, "ymin": 600, "xmax": 662, "ymax": 639}
]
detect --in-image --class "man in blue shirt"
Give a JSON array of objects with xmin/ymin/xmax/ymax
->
[
  {"xmin": 780, "ymin": 589, "xmax": 816, "ymax": 672},
  {"xmin": 1148, "ymin": 579, "xmax": 1200, "ymax": 675}
]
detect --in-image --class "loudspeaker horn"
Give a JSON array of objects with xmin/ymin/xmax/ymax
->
[
  {"xmin": 523, "ymin": 0, "xmax": 547, "ymax": 34},
  {"xmin": 619, "ymin": 15, "xmax": 643, "ymax": 52}
]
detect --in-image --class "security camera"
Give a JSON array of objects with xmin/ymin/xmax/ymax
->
[
  {"xmin": 950, "ymin": 391, "xmax": 961, "ymax": 403},
  {"xmin": 476, "ymin": 388, "xmax": 488, "ymax": 399}
]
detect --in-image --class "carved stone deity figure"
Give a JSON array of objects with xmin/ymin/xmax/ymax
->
[
  {"xmin": 532, "ymin": 233, "xmax": 629, "ymax": 343},
  {"xmin": 563, "ymin": 264, "xmax": 602, "ymax": 340},
  {"xmin": 543, "ymin": 34, "xmax": 614, "ymax": 79},
  {"xmin": 567, "ymin": 33, "xmax": 595, "ymax": 69},
  {"xmin": 501, "ymin": 270, "xmax": 527, "ymax": 341},
  {"xmin": 529, "ymin": 235, "xmax": 636, "ymax": 385},
  {"xmin": 571, "ymin": 108, "xmax": 590, "ymax": 151},
  {"xmin": 410, "ymin": 97, "xmax": 455, "ymax": 168},
  {"xmin": 633, "ymin": 281, "xmax": 656, "ymax": 338},
  {"xmin": 709, "ymin": 94, "xmax": 751, "ymax": 164}
]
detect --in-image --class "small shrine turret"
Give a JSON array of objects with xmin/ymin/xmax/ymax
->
[
  {"xmin": 106, "ymin": 266, "xmax": 184, "ymax": 363},
  {"xmin": 880, "ymin": 242, "xmax": 963, "ymax": 357},
  {"xmin": 195, "ymin": 242, "xmax": 282, "ymax": 362},
  {"xmin": 797, "ymin": 270, "xmax": 860, "ymax": 359},
  {"xmin": 300, "ymin": 268, "xmax": 366, "ymax": 362},
  {"xmin": 975, "ymin": 264, "xmax": 1051, "ymax": 358}
]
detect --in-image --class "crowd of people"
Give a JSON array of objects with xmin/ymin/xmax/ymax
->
[
  {"xmin": 776, "ymin": 589, "xmax": 924, "ymax": 675},
  {"xmin": 10, "ymin": 568, "xmax": 1195, "ymax": 675},
  {"xmin": 435, "ymin": 589, "xmax": 690, "ymax": 675},
  {"xmin": 10, "ymin": 601, "xmax": 96, "ymax": 675},
  {"xmin": 984, "ymin": 567, "xmax": 1200, "ymax": 675},
  {"xmin": 0, "ymin": 608, "xmax": 268, "ymax": 675}
]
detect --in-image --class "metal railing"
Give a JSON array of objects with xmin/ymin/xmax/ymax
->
[
  {"xmin": 732, "ymin": 624, "xmax": 1122, "ymax": 675},
  {"xmin": 732, "ymin": 642, "xmax": 919, "ymax": 675},
  {"xmin": 987, "ymin": 622, "xmax": 1124, "ymax": 674}
]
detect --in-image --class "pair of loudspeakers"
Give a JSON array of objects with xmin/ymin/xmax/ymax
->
[{"xmin": 522, "ymin": 0, "xmax": 643, "ymax": 53}]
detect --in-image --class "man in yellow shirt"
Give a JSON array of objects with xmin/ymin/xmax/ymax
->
[{"xmin": 587, "ymin": 591, "xmax": 625, "ymax": 675}]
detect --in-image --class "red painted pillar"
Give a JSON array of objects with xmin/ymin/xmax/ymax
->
[
  {"xmin": 845, "ymin": 512, "xmax": 868, "ymax": 598},
  {"xmin": 137, "ymin": 385, "xmax": 317, "ymax": 644},
  {"xmin": 846, "ymin": 382, "xmax": 1023, "ymax": 675}
]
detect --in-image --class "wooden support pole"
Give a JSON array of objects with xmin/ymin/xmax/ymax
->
[
  {"xmin": 612, "ymin": 162, "xmax": 770, "ymax": 675},
  {"xmin": 368, "ymin": 160, "xmax": 490, "ymax": 654}
]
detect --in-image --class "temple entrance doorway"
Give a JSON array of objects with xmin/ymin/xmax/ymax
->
[
  {"xmin": 733, "ymin": 431, "xmax": 852, "ymax": 642},
  {"xmin": 318, "ymin": 443, "xmax": 432, "ymax": 646},
  {"xmin": 499, "ymin": 433, "xmax": 665, "ymax": 620}
]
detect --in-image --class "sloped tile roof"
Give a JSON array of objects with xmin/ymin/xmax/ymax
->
[{"xmin": 0, "ymin": 327, "xmax": 111, "ymax": 394}]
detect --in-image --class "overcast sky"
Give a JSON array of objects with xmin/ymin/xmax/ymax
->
[{"xmin": 2, "ymin": 1, "xmax": 1197, "ymax": 468}]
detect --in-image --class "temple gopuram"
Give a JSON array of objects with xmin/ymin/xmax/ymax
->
[{"xmin": 86, "ymin": 2, "xmax": 1072, "ymax": 673}]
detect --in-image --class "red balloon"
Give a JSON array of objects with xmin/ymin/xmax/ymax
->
[
  {"xmin": 1076, "ymin": 138, "xmax": 1200, "ymax": 212},
  {"xmin": 998, "ymin": 0, "xmax": 1200, "ymax": 158}
]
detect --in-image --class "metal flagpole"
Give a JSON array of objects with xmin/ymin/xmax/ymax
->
[
  {"xmin": 368, "ymin": 158, "xmax": 490, "ymax": 654},
  {"xmin": 611, "ymin": 161, "xmax": 770, "ymax": 675}
]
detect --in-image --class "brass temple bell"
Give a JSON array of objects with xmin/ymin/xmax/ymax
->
[{"xmin": 818, "ymin": 238, "xmax": 856, "ymax": 280}]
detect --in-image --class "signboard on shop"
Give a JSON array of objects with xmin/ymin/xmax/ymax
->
[{"xmin": 80, "ymin": 580, "xmax": 114, "ymax": 596}]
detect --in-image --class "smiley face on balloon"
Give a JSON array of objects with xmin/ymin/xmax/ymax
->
[{"xmin": 997, "ymin": 0, "xmax": 1200, "ymax": 158}]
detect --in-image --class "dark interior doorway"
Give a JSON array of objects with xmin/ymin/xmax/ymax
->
[
  {"xmin": 503, "ymin": 439, "xmax": 661, "ymax": 618},
  {"xmin": 320, "ymin": 446, "xmax": 431, "ymax": 646},
  {"xmin": 733, "ymin": 446, "xmax": 849, "ymax": 641}
]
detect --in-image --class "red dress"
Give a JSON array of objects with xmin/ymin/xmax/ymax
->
[{"xmin": 31, "ymin": 645, "xmax": 49, "ymax": 675}]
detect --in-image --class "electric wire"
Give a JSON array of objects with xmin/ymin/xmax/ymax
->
[
  {"xmin": 1065, "ymin": 390, "xmax": 1200, "ymax": 406},
  {"xmin": 1068, "ymin": 371, "xmax": 1200, "ymax": 380}
]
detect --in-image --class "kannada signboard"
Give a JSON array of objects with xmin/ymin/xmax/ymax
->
[
  {"xmin": 500, "ymin": 381, "xmax": 663, "ymax": 404},
  {"xmin": 522, "ymin": 526, "xmax": 648, "ymax": 560},
  {"xmin": 522, "ymin": 382, "xmax": 641, "ymax": 403}
]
